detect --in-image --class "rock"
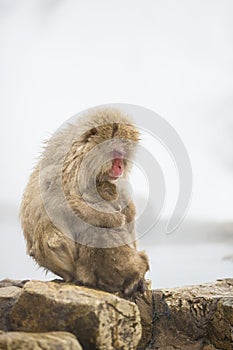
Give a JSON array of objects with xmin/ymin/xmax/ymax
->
[
  {"xmin": 0, "ymin": 279, "xmax": 28, "ymax": 288},
  {"xmin": 202, "ymin": 346, "xmax": 220, "ymax": 350},
  {"xmin": 8, "ymin": 280, "xmax": 141, "ymax": 350},
  {"xmin": 0, "ymin": 286, "xmax": 21, "ymax": 331},
  {"xmin": 0, "ymin": 278, "xmax": 232, "ymax": 350},
  {"xmin": 209, "ymin": 296, "xmax": 233, "ymax": 349},
  {"xmin": 136, "ymin": 278, "xmax": 233, "ymax": 350},
  {"xmin": 134, "ymin": 288, "xmax": 153, "ymax": 349},
  {"xmin": 0, "ymin": 331, "xmax": 82, "ymax": 350}
]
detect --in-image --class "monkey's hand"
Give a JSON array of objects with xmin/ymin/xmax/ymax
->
[
  {"xmin": 121, "ymin": 201, "xmax": 136, "ymax": 223},
  {"xmin": 98, "ymin": 211, "xmax": 125, "ymax": 228},
  {"xmin": 97, "ymin": 181, "xmax": 118, "ymax": 201},
  {"xmin": 79, "ymin": 210, "xmax": 125, "ymax": 229}
]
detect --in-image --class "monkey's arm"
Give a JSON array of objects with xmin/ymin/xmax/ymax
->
[{"xmin": 66, "ymin": 194, "xmax": 125, "ymax": 228}]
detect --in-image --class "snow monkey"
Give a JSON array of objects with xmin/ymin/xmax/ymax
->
[{"xmin": 20, "ymin": 108, "xmax": 149, "ymax": 297}]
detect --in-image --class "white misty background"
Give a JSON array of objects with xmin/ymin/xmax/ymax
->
[{"xmin": 0, "ymin": 0, "xmax": 232, "ymax": 288}]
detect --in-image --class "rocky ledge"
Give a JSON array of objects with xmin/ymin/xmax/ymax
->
[{"xmin": 0, "ymin": 278, "xmax": 232, "ymax": 350}]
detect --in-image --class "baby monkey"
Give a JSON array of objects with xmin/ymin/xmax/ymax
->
[{"xmin": 20, "ymin": 108, "xmax": 149, "ymax": 297}]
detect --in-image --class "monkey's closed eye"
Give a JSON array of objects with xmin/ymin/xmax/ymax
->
[
  {"xmin": 84, "ymin": 127, "xmax": 97, "ymax": 142},
  {"xmin": 111, "ymin": 122, "xmax": 118, "ymax": 137}
]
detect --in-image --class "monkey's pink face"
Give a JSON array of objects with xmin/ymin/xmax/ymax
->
[{"xmin": 108, "ymin": 150, "xmax": 125, "ymax": 181}]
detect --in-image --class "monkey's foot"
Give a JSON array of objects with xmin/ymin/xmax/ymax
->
[{"xmin": 123, "ymin": 278, "xmax": 147, "ymax": 299}]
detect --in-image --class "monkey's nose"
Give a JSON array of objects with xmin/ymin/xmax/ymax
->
[{"xmin": 111, "ymin": 158, "xmax": 124, "ymax": 177}]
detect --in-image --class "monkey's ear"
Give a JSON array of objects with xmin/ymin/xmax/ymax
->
[{"xmin": 83, "ymin": 127, "xmax": 97, "ymax": 142}]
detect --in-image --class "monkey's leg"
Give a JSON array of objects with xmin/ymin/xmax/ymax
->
[
  {"xmin": 75, "ymin": 245, "xmax": 97, "ymax": 287},
  {"xmin": 32, "ymin": 224, "xmax": 77, "ymax": 282},
  {"xmin": 120, "ymin": 249, "xmax": 149, "ymax": 297}
]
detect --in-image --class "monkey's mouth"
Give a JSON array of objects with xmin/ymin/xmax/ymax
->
[{"xmin": 108, "ymin": 173, "xmax": 122, "ymax": 181}]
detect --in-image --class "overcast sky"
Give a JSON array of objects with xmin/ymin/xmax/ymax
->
[{"xmin": 1, "ymin": 0, "xmax": 233, "ymax": 222}]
